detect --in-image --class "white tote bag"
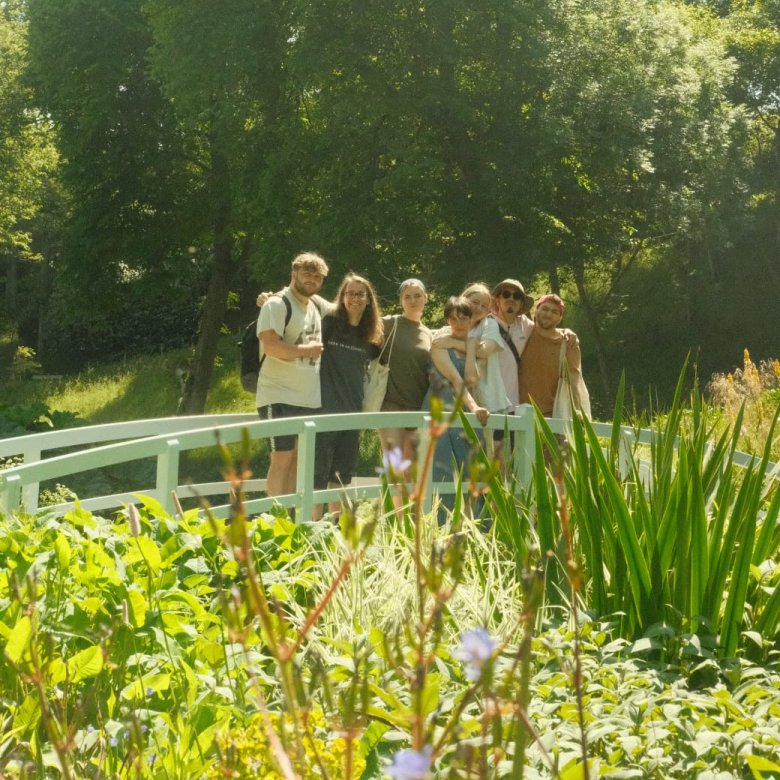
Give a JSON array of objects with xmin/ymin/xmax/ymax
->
[
  {"xmin": 362, "ymin": 317, "xmax": 399, "ymax": 412},
  {"xmin": 552, "ymin": 340, "xmax": 592, "ymax": 420}
]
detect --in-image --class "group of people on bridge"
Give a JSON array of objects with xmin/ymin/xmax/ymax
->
[{"xmin": 253, "ymin": 252, "xmax": 588, "ymax": 519}]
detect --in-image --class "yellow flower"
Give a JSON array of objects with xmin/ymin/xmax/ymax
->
[{"xmin": 205, "ymin": 709, "xmax": 366, "ymax": 780}]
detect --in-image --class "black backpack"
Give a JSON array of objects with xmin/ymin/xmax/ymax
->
[{"xmin": 239, "ymin": 294, "xmax": 292, "ymax": 393}]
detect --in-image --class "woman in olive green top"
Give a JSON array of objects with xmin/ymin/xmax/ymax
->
[{"xmin": 379, "ymin": 278, "xmax": 433, "ymax": 470}]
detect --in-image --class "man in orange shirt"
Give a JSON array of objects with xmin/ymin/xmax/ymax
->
[{"xmin": 517, "ymin": 294, "xmax": 585, "ymax": 416}]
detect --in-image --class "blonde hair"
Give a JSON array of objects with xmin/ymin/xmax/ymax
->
[
  {"xmin": 291, "ymin": 252, "xmax": 329, "ymax": 276},
  {"xmin": 462, "ymin": 282, "xmax": 491, "ymax": 300}
]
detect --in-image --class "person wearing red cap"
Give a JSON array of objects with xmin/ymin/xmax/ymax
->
[{"xmin": 518, "ymin": 294, "xmax": 586, "ymax": 416}]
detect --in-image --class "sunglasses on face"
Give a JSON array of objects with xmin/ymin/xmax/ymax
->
[{"xmin": 499, "ymin": 290, "xmax": 524, "ymax": 301}]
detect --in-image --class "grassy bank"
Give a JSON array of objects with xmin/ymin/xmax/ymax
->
[{"xmin": 0, "ymin": 336, "xmax": 255, "ymax": 423}]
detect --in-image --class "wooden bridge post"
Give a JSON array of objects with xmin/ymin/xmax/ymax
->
[
  {"xmin": 513, "ymin": 405, "xmax": 535, "ymax": 489},
  {"xmin": 21, "ymin": 447, "xmax": 42, "ymax": 513},
  {"xmin": 0, "ymin": 472, "xmax": 22, "ymax": 516},
  {"xmin": 297, "ymin": 420, "xmax": 318, "ymax": 522},
  {"xmin": 156, "ymin": 438, "xmax": 181, "ymax": 515}
]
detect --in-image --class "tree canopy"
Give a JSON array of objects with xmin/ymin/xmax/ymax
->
[{"xmin": 1, "ymin": 0, "xmax": 776, "ymax": 410}]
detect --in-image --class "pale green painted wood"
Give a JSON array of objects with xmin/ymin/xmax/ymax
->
[{"xmin": 0, "ymin": 407, "xmax": 775, "ymax": 521}]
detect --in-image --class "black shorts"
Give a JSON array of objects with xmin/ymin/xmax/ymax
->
[
  {"xmin": 257, "ymin": 403, "xmax": 319, "ymax": 452},
  {"xmin": 314, "ymin": 429, "xmax": 360, "ymax": 490}
]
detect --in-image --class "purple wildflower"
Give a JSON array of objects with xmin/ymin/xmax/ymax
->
[
  {"xmin": 388, "ymin": 746, "xmax": 433, "ymax": 779},
  {"xmin": 146, "ymin": 686, "xmax": 154, "ymax": 696},
  {"xmin": 458, "ymin": 628, "xmax": 495, "ymax": 681},
  {"xmin": 109, "ymin": 737, "xmax": 118, "ymax": 747},
  {"xmin": 377, "ymin": 447, "xmax": 412, "ymax": 479}
]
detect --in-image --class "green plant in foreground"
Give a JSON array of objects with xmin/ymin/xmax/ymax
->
[
  {"xmin": 2, "ymin": 383, "xmax": 780, "ymax": 778},
  {"xmin": 534, "ymin": 364, "xmax": 780, "ymax": 660}
]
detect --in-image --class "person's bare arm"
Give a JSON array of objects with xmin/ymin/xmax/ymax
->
[
  {"xmin": 432, "ymin": 349, "xmax": 488, "ymax": 424},
  {"xmin": 474, "ymin": 339, "xmax": 501, "ymax": 358},
  {"xmin": 432, "ymin": 327, "xmax": 466, "ymax": 353},
  {"xmin": 464, "ymin": 337, "xmax": 480, "ymax": 389},
  {"xmin": 260, "ymin": 329, "xmax": 323, "ymax": 361},
  {"xmin": 432, "ymin": 347, "xmax": 466, "ymax": 390}
]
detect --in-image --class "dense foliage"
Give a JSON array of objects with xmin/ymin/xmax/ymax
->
[
  {"xmin": 1, "ymin": 494, "xmax": 779, "ymax": 778},
  {"xmin": 0, "ymin": 0, "xmax": 776, "ymax": 411},
  {"xmin": 1, "ymin": 377, "xmax": 780, "ymax": 777}
]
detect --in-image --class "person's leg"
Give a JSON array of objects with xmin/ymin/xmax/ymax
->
[
  {"xmin": 258, "ymin": 404, "xmax": 300, "ymax": 498},
  {"xmin": 313, "ymin": 430, "xmax": 336, "ymax": 520},
  {"xmin": 327, "ymin": 430, "xmax": 360, "ymax": 514},
  {"xmin": 400, "ymin": 428, "xmax": 419, "ymax": 471},
  {"xmin": 379, "ymin": 426, "xmax": 404, "ymax": 456},
  {"xmin": 267, "ymin": 448, "xmax": 297, "ymax": 497}
]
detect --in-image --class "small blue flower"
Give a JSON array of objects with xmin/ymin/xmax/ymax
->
[
  {"xmin": 147, "ymin": 753, "xmax": 156, "ymax": 766},
  {"xmin": 377, "ymin": 447, "xmax": 412, "ymax": 479},
  {"xmin": 109, "ymin": 737, "xmax": 118, "ymax": 747},
  {"xmin": 86, "ymin": 725, "xmax": 95, "ymax": 733},
  {"xmin": 458, "ymin": 627, "xmax": 495, "ymax": 681},
  {"xmin": 388, "ymin": 745, "xmax": 432, "ymax": 779},
  {"xmin": 145, "ymin": 686, "xmax": 154, "ymax": 696}
]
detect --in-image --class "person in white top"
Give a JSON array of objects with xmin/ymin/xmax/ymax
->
[
  {"xmin": 460, "ymin": 283, "xmax": 512, "ymax": 414},
  {"xmin": 256, "ymin": 252, "xmax": 329, "ymax": 498},
  {"xmin": 489, "ymin": 278, "xmax": 535, "ymax": 407}
]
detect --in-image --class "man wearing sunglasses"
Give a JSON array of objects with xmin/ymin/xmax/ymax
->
[{"xmin": 490, "ymin": 279, "xmax": 535, "ymax": 406}]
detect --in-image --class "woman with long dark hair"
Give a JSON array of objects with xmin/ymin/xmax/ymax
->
[{"xmin": 314, "ymin": 273, "xmax": 383, "ymax": 518}]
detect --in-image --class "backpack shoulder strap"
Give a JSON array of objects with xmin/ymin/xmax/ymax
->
[{"xmin": 277, "ymin": 292, "xmax": 293, "ymax": 331}]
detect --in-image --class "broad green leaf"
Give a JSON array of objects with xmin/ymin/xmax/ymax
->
[
  {"xmin": 745, "ymin": 753, "xmax": 780, "ymax": 778},
  {"xmin": 47, "ymin": 657, "xmax": 66, "ymax": 686},
  {"xmin": 55, "ymin": 534, "xmax": 71, "ymax": 570},
  {"xmin": 126, "ymin": 589, "xmax": 148, "ymax": 628},
  {"xmin": 67, "ymin": 645, "xmax": 103, "ymax": 683},
  {"xmin": 134, "ymin": 494, "xmax": 169, "ymax": 519},
  {"xmin": 559, "ymin": 758, "xmax": 592, "ymax": 780},
  {"xmin": 12, "ymin": 695, "xmax": 41, "ymax": 737},
  {"xmin": 121, "ymin": 673, "xmax": 171, "ymax": 701},
  {"xmin": 124, "ymin": 536, "xmax": 162, "ymax": 571},
  {"xmin": 5, "ymin": 615, "xmax": 31, "ymax": 664}
]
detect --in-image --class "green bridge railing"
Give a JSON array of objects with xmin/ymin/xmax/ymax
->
[{"xmin": 0, "ymin": 407, "xmax": 775, "ymax": 521}]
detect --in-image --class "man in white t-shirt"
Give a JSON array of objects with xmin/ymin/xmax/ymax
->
[{"xmin": 256, "ymin": 252, "xmax": 329, "ymax": 497}]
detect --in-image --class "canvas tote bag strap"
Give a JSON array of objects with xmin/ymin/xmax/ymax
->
[
  {"xmin": 378, "ymin": 316, "xmax": 399, "ymax": 364},
  {"xmin": 558, "ymin": 338, "xmax": 568, "ymax": 382}
]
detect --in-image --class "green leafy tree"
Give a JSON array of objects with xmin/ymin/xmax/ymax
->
[
  {"xmin": 26, "ymin": 0, "xmax": 206, "ymax": 370},
  {"xmin": 141, "ymin": 0, "xmax": 304, "ymax": 413},
  {"xmin": 0, "ymin": 1, "xmax": 58, "ymax": 316},
  {"xmin": 530, "ymin": 0, "xmax": 746, "ymax": 398}
]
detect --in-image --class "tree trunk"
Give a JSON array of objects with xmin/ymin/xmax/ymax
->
[
  {"xmin": 548, "ymin": 265, "xmax": 561, "ymax": 296},
  {"xmin": 5, "ymin": 255, "xmax": 18, "ymax": 315},
  {"xmin": 178, "ymin": 244, "xmax": 237, "ymax": 415},
  {"xmin": 178, "ymin": 139, "xmax": 240, "ymax": 415}
]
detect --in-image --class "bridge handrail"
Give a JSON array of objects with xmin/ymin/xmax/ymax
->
[
  {"xmin": 0, "ymin": 409, "xmax": 776, "ymax": 520},
  {"xmin": 0, "ymin": 414, "xmax": 258, "ymax": 457}
]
